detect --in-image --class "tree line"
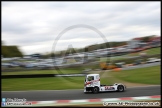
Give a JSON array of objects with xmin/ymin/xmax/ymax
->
[
  {"xmin": 1, "ymin": 35, "xmax": 157, "ymax": 58},
  {"xmin": 1, "ymin": 41, "xmax": 23, "ymax": 58},
  {"xmin": 43, "ymin": 35, "xmax": 157, "ymax": 58}
]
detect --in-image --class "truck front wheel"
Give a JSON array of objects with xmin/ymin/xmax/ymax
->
[
  {"xmin": 92, "ymin": 87, "xmax": 99, "ymax": 94},
  {"xmin": 117, "ymin": 85, "xmax": 124, "ymax": 92}
]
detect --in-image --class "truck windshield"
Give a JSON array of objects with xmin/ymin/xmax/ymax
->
[{"xmin": 87, "ymin": 76, "xmax": 94, "ymax": 81}]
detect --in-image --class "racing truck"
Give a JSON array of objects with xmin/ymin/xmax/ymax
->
[{"xmin": 84, "ymin": 74, "xmax": 126, "ymax": 94}]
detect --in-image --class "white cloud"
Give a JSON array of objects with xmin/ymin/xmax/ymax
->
[{"xmin": 2, "ymin": 1, "xmax": 160, "ymax": 55}]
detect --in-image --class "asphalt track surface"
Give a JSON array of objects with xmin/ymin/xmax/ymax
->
[{"xmin": 2, "ymin": 86, "xmax": 160, "ymax": 101}]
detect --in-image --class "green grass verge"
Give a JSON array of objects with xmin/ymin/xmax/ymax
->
[
  {"xmin": 2, "ymin": 77, "xmax": 112, "ymax": 91},
  {"xmin": 109, "ymin": 65, "xmax": 160, "ymax": 85},
  {"xmin": 2, "ymin": 65, "xmax": 160, "ymax": 91},
  {"xmin": 146, "ymin": 47, "xmax": 161, "ymax": 55}
]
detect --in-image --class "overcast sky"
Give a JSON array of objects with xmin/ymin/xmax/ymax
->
[{"xmin": 2, "ymin": 1, "xmax": 160, "ymax": 55}]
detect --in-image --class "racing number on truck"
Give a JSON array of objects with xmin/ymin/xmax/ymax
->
[
  {"xmin": 105, "ymin": 86, "xmax": 113, "ymax": 90},
  {"xmin": 105, "ymin": 86, "xmax": 109, "ymax": 90}
]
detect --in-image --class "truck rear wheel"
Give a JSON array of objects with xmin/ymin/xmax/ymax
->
[
  {"xmin": 117, "ymin": 85, "xmax": 124, "ymax": 92},
  {"xmin": 92, "ymin": 87, "xmax": 99, "ymax": 94}
]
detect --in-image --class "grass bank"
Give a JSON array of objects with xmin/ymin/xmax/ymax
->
[{"xmin": 2, "ymin": 65, "xmax": 160, "ymax": 91}]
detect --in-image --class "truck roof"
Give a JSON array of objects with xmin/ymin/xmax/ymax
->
[{"xmin": 87, "ymin": 74, "xmax": 99, "ymax": 76}]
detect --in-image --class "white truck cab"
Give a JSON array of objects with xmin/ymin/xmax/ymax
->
[{"xmin": 84, "ymin": 74, "xmax": 126, "ymax": 93}]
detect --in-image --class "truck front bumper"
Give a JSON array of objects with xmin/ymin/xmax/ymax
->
[{"xmin": 84, "ymin": 87, "xmax": 93, "ymax": 92}]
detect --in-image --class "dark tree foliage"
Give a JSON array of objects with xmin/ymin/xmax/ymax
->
[{"xmin": 2, "ymin": 46, "xmax": 23, "ymax": 57}]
